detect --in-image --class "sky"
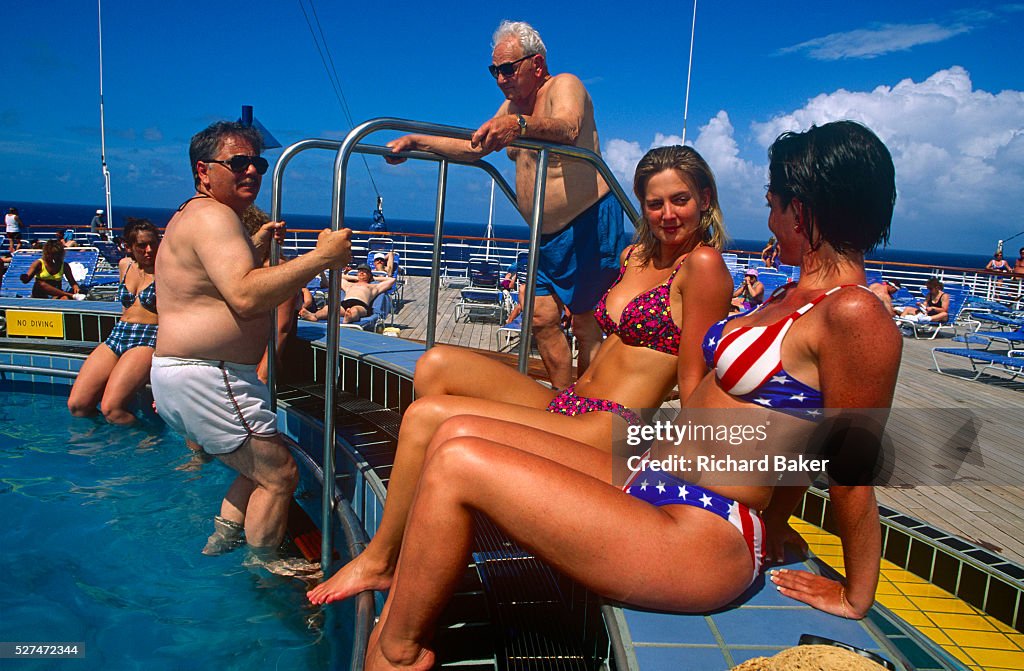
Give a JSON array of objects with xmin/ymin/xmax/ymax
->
[{"xmin": 2, "ymin": 1, "xmax": 1023, "ymax": 254}]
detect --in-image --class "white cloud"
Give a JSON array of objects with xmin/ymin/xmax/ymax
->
[
  {"xmin": 781, "ymin": 22, "xmax": 971, "ymax": 60},
  {"xmin": 603, "ymin": 67, "xmax": 1024, "ymax": 252}
]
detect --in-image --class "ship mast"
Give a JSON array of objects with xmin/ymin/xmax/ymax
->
[
  {"xmin": 97, "ymin": 0, "xmax": 112, "ymax": 223},
  {"xmin": 681, "ymin": 0, "xmax": 698, "ymax": 145}
]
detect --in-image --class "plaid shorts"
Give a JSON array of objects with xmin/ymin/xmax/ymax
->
[{"xmin": 103, "ymin": 321, "xmax": 158, "ymax": 356}]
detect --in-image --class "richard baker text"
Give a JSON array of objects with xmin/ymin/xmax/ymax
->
[{"xmin": 627, "ymin": 453, "xmax": 828, "ymax": 475}]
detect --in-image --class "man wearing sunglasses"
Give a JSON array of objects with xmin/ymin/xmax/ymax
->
[
  {"xmin": 386, "ymin": 20, "xmax": 629, "ymax": 390},
  {"xmin": 152, "ymin": 121, "xmax": 352, "ymax": 569}
]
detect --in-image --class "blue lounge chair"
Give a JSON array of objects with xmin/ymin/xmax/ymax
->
[
  {"xmin": 338, "ymin": 291, "xmax": 393, "ymax": 332},
  {"xmin": 756, "ymin": 269, "xmax": 790, "ymax": 296},
  {"xmin": 953, "ymin": 327, "xmax": 1024, "ymax": 350},
  {"xmin": 932, "ymin": 347, "xmax": 1024, "ymax": 381},
  {"xmin": 495, "ymin": 313, "xmax": 523, "ymax": 352},
  {"xmin": 0, "ymin": 248, "xmax": 99, "ymax": 297},
  {"xmin": 440, "ymin": 243, "xmax": 473, "ymax": 288},
  {"xmin": 896, "ymin": 286, "xmax": 970, "ymax": 339}
]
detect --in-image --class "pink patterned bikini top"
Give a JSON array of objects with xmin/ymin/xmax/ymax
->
[{"xmin": 594, "ymin": 247, "xmax": 687, "ymax": 356}]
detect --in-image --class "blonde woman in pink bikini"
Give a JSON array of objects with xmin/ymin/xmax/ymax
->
[{"xmin": 308, "ymin": 146, "xmax": 734, "ymax": 604}]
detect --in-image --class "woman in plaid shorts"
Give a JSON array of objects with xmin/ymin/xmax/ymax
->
[{"xmin": 68, "ymin": 218, "xmax": 160, "ymax": 424}]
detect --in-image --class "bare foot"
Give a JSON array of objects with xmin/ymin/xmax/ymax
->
[
  {"xmin": 307, "ymin": 553, "xmax": 394, "ymax": 604},
  {"xmin": 299, "ymin": 308, "xmax": 319, "ymax": 322}
]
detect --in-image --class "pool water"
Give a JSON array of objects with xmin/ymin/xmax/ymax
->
[{"xmin": 0, "ymin": 384, "xmax": 348, "ymax": 670}]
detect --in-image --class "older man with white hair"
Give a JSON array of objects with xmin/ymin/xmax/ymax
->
[{"xmin": 387, "ymin": 20, "xmax": 629, "ymax": 389}]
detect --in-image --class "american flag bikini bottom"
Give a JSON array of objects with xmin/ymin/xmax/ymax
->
[{"xmin": 623, "ymin": 455, "xmax": 765, "ymax": 583}]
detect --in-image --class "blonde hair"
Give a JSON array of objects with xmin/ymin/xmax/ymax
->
[{"xmin": 631, "ymin": 145, "xmax": 728, "ymax": 266}]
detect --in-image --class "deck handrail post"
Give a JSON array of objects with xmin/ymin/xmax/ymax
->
[
  {"xmin": 518, "ymin": 148, "xmax": 550, "ymax": 373},
  {"xmin": 426, "ymin": 160, "xmax": 449, "ymax": 348},
  {"xmin": 268, "ymin": 139, "xmax": 344, "ymax": 411}
]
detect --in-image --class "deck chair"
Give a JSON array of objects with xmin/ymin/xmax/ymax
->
[
  {"xmin": 366, "ymin": 249, "xmax": 404, "ymax": 306},
  {"xmin": 466, "ymin": 258, "xmax": 501, "ymax": 288},
  {"xmin": 932, "ymin": 347, "xmax": 1024, "ymax": 381},
  {"xmin": 1, "ymin": 251, "xmax": 43, "ymax": 297},
  {"xmin": 456, "ymin": 286, "xmax": 505, "ymax": 322},
  {"xmin": 456, "ymin": 258, "xmax": 505, "ymax": 322},
  {"xmin": 338, "ymin": 291, "xmax": 393, "ymax": 332},
  {"xmin": 953, "ymin": 327, "xmax": 1024, "ymax": 350},
  {"xmin": 777, "ymin": 264, "xmax": 799, "ymax": 280},
  {"xmin": 441, "ymin": 243, "xmax": 473, "ymax": 288},
  {"xmin": 721, "ymin": 252, "xmax": 739, "ymax": 270},
  {"xmin": 966, "ymin": 311, "xmax": 1024, "ymax": 330},
  {"xmin": 495, "ymin": 313, "xmax": 524, "ymax": 352},
  {"xmin": 756, "ymin": 269, "xmax": 791, "ymax": 296},
  {"xmin": 896, "ymin": 286, "xmax": 969, "ymax": 339}
]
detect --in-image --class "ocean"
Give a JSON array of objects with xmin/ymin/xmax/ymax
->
[{"xmin": 2, "ymin": 199, "xmax": 996, "ymax": 270}]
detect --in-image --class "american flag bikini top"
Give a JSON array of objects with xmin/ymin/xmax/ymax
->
[{"xmin": 701, "ymin": 284, "xmax": 860, "ymax": 419}]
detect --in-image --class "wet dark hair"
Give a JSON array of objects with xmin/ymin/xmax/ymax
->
[
  {"xmin": 768, "ymin": 120, "xmax": 895, "ymax": 255},
  {"xmin": 188, "ymin": 121, "xmax": 264, "ymax": 188},
  {"xmin": 123, "ymin": 217, "xmax": 160, "ymax": 247}
]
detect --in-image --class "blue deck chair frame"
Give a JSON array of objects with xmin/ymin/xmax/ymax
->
[
  {"xmin": 441, "ymin": 243, "xmax": 473, "ymax": 288},
  {"xmin": 932, "ymin": 346, "xmax": 1024, "ymax": 382}
]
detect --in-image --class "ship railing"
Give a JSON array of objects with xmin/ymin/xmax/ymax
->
[
  {"xmin": 266, "ymin": 118, "xmax": 641, "ymax": 671},
  {"xmin": 726, "ymin": 249, "xmax": 1023, "ymax": 309}
]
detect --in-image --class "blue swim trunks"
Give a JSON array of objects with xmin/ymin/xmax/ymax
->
[{"xmin": 536, "ymin": 194, "xmax": 632, "ymax": 314}]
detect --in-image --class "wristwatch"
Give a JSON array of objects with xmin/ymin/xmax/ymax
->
[{"xmin": 516, "ymin": 114, "xmax": 528, "ymax": 136}]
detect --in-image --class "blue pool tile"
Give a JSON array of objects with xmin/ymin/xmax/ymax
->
[
  {"xmin": 29, "ymin": 354, "xmax": 53, "ymax": 369},
  {"xmin": 634, "ymin": 645, "xmax": 729, "ymax": 671},
  {"xmin": 624, "ymin": 609, "xmax": 717, "ymax": 645},
  {"xmin": 13, "ymin": 354, "xmax": 32, "ymax": 367},
  {"xmin": 710, "ymin": 606, "xmax": 877, "ymax": 650}
]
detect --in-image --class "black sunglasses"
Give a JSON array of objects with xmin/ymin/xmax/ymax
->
[
  {"xmin": 204, "ymin": 155, "xmax": 269, "ymax": 175},
  {"xmin": 488, "ymin": 54, "xmax": 533, "ymax": 79}
]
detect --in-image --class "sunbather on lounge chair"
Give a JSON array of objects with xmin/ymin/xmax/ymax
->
[
  {"xmin": 898, "ymin": 278, "xmax": 948, "ymax": 323},
  {"xmin": 307, "ymin": 145, "xmax": 735, "ymax": 606},
  {"xmin": 299, "ymin": 265, "xmax": 395, "ymax": 324}
]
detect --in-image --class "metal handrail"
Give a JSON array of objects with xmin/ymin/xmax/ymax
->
[{"xmin": 268, "ymin": 117, "xmax": 642, "ymax": 671}]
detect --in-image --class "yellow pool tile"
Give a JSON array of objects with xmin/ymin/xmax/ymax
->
[
  {"xmin": 945, "ymin": 629, "xmax": 1016, "ymax": 649},
  {"xmin": 948, "ymin": 646, "xmax": 976, "ymax": 666},
  {"xmin": 1009, "ymin": 633, "xmax": 1024, "ymax": 649},
  {"xmin": 889, "ymin": 608, "xmax": 931, "ymax": 627},
  {"xmin": 874, "ymin": 580, "xmax": 901, "ymax": 595},
  {"xmin": 916, "ymin": 626, "xmax": 953, "ymax": 646},
  {"xmin": 912, "ymin": 595, "xmax": 983, "ymax": 614},
  {"xmin": 875, "ymin": 594, "xmax": 916, "ymax": 611},
  {"xmin": 881, "ymin": 564, "xmax": 928, "ymax": 583},
  {"xmin": 895, "ymin": 581, "xmax": 957, "ymax": 598},
  {"xmin": 926, "ymin": 611, "xmax": 1001, "ymax": 631},
  {"xmin": 963, "ymin": 646, "xmax": 1024, "ymax": 669}
]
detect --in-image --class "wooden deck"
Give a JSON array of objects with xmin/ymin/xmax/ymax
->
[{"xmin": 387, "ymin": 275, "xmax": 1024, "ymax": 565}]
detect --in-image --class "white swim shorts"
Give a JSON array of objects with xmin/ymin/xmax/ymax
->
[{"xmin": 151, "ymin": 356, "xmax": 278, "ymax": 455}]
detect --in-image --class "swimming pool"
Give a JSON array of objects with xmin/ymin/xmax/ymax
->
[{"xmin": 0, "ymin": 382, "xmax": 351, "ymax": 670}]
